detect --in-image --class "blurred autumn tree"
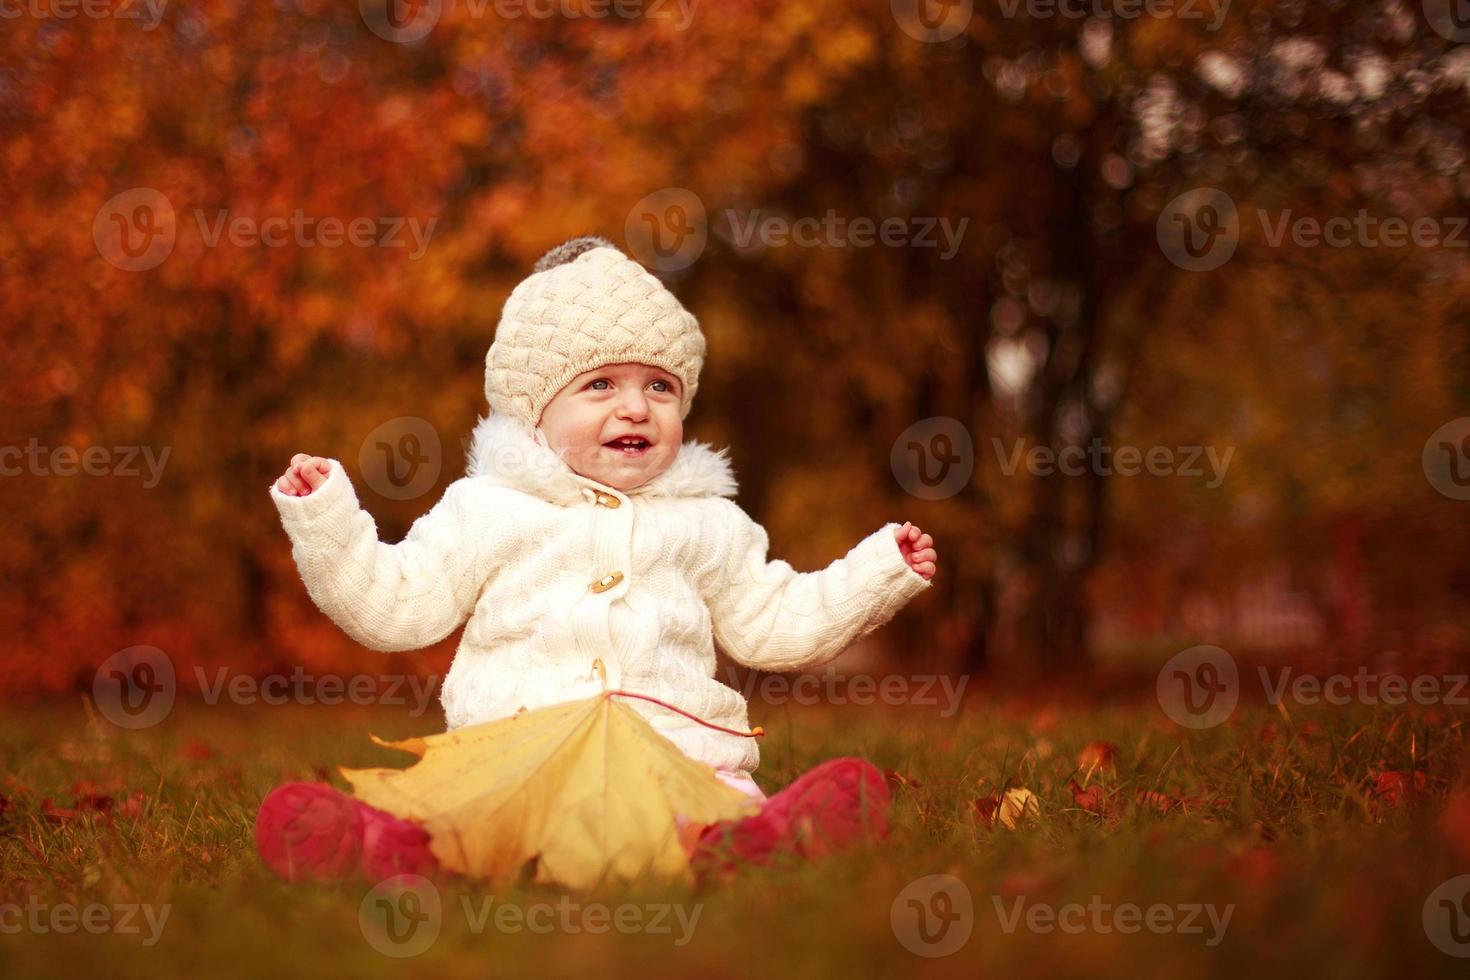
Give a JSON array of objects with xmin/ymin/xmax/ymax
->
[{"xmin": 1, "ymin": 0, "xmax": 1467, "ymax": 696}]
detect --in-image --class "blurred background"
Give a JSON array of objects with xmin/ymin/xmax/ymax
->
[{"xmin": 2, "ymin": 0, "xmax": 1468, "ymax": 699}]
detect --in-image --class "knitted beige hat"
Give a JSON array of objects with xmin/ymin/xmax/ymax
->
[{"xmin": 484, "ymin": 236, "xmax": 706, "ymax": 428}]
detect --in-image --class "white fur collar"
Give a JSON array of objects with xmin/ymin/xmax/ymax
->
[{"xmin": 464, "ymin": 413, "xmax": 739, "ymax": 506}]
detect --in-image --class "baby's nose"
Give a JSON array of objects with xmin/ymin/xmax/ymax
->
[{"xmin": 616, "ymin": 391, "xmax": 649, "ymax": 418}]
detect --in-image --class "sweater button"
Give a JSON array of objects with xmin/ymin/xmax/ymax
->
[
  {"xmin": 590, "ymin": 571, "xmax": 624, "ymax": 593},
  {"xmin": 594, "ymin": 491, "xmax": 621, "ymax": 509}
]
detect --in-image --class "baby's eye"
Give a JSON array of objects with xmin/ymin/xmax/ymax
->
[
  {"xmin": 587, "ymin": 379, "xmax": 611, "ymax": 390},
  {"xmin": 650, "ymin": 379, "xmax": 674, "ymax": 393}
]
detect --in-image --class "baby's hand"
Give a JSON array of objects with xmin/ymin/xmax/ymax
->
[
  {"xmin": 276, "ymin": 454, "xmax": 331, "ymax": 497},
  {"xmin": 895, "ymin": 521, "xmax": 937, "ymax": 580}
]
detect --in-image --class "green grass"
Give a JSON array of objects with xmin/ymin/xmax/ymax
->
[{"xmin": 0, "ymin": 692, "xmax": 1466, "ymax": 978}]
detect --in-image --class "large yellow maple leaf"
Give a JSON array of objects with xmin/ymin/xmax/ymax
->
[{"xmin": 339, "ymin": 692, "xmax": 762, "ymax": 890}]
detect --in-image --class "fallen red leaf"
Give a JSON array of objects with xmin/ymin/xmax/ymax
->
[
  {"xmin": 884, "ymin": 769, "xmax": 920, "ymax": 792},
  {"xmin": 1224, "ymin": 846, "xmax": 1278, "ymax": 888},
  {"xmin": 1136, "ymin": 789, "xmax": 1181, "ymax": 814},
  {"xmin": 1372, "ymin": 770, "xmax": 1427, "ymax": 806},
  {"xmin": 1077, "ymin": 742, "xmax": 1117, "ymax": 773},
  {"xmin": 1067, "ymin": 778, "xmax": 1109, "ymax": 815},
  {"xmin": 1439, "ymin": 789, "xmax": 1470, "ymax": 861}
]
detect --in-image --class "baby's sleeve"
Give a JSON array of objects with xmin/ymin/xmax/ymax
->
[
  {"xmin": 269, "ymin": 461, "xmax": 501, "ymax": 653},
  {"xmin": 702, "ymin": 500, "xmax": 932, "ymax": 672}
]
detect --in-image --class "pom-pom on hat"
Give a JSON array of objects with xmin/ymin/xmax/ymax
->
[{"xmin": 484, "ymin": 236, "xmax": 706, "ymax": 428}]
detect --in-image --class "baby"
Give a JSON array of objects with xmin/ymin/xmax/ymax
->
[{"xmin": 258, "ymin": 237, "xmax": 939, "ymax": 882}]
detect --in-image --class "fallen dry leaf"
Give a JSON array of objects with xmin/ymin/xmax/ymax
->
[
  {"xmin": 999, "ymin": 787, "xmax": 1040, "ymax": 828},
  {"xmin": 341, "ymin": 693, "xmax": 760, "ymax": 889},
  {"xmin": 973, "ymin": 788, "xmax": 1040, "ymax": 829}
]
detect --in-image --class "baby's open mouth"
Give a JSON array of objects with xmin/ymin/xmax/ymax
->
[{"xmin": 603, "ymin": 437, "xmax": 652, "ymax": 457}]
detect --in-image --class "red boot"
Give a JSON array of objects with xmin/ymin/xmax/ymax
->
[
  {"xmin": 690, "ymin": 757, "xmax": 891, "ymax": 878},
  {"xmin": 255, "ymin": 782, "xmax": 440, "ymax": 884}
]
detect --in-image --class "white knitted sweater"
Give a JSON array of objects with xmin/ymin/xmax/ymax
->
[{"xmin": 269, "ymin": 414, "xmax": 932, "ymax": 774}]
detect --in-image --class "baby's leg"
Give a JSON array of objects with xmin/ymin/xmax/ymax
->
[
  {"xmin": 688, "ymin": 757, "xmax": 892, "ymax": 878},
  {"xmin": 714, "ymin": 768, "xmax": 769, "ymax": 804},
  {"xmin": 255, "ymin": 781, "xmax": 440, "ymax": 884}
]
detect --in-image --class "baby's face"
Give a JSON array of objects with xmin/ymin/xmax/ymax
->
[{"xmin": 537, "ymin": 362, "xmax": 683, "ymax": 491}]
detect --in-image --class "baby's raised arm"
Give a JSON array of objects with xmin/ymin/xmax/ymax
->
[
  {"xmin": 703, "ymin": 502, "xmax": 934, "ymax": 673},
  {"xmin": 269, "ymin": 456, "xmax": 509, "ymax": 653}
]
